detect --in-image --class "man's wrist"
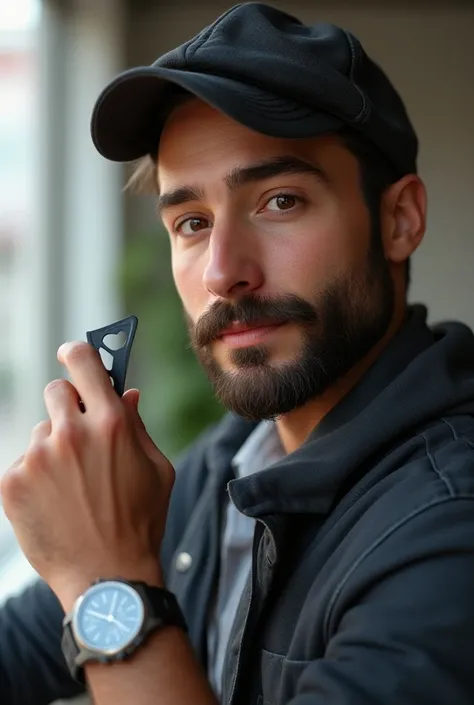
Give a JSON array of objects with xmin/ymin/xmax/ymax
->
[{"xmin": 54, "ymin": 559, "xmax": 165, "ymax": 613}]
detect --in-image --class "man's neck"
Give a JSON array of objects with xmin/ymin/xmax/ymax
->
[{"xmin": 276, "ymin": 305, "xmax": 407, "ymax": 455}]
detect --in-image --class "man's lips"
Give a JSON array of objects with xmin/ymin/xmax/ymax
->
[
  {"xmin": 219, "ymin": 320, "xmax": 281, "ymax": 336},
  {"xmin": 216, "ymin": 320, "xmax": 286, "ymax": 348}
]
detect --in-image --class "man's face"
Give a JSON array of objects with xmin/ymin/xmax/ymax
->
[{"xmin": 157, "ymin": 99, "xmax": 394, "ymax": 420}]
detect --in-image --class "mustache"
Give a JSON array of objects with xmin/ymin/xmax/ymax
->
[{"xmin": 191, "ymin": 294, "xmax": 319, "ymax": 348}]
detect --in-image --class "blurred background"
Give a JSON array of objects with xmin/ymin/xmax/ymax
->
[{"xmin": 0, "ymin": 0, "xmax": 473, "ymax": 699}]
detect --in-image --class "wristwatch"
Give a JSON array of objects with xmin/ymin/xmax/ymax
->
[{"xmin": 61, "ymin": 578, "xmax": 187, "ymax": 682}]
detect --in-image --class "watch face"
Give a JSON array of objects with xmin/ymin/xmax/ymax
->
[{"xmin": 73, "ymin": 581, "xmax": 145, "ymax": 655}]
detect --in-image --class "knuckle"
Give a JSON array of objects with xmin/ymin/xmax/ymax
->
[
  {"xmin": 97, "ymin": 409, "xmax": 125, "ymax": 435},
  {"xmin": 54, "ymin": 421, "xmax": 82, "ymax": 449},
  {"xmin": 0, "ymin": 468, "xmax": 25, "ymax": 508},
  {"xmin": 31, "ymin": 420, "xmax": 51, "ymax": 439},
  {"xmin": 32, "ymin": 420, "xmax": 46, "ymax": 434},
  {"xmin": 26, "ymin": 441, "xmax": 49, "ymax": 468}
]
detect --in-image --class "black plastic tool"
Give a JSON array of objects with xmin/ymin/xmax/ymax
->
[{"xmin": 86, "ymin": 315, "xmax": 138, "ymax": 397}]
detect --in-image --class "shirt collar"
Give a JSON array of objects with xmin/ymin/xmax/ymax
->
[{"xmin": 232, "ymin": 421, "xmax": 284, "ymax": 480}]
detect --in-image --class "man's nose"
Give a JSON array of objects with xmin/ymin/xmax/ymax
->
[{"xmin": 202, "ymin": 223, "xmax": 264, "ymax": 299}]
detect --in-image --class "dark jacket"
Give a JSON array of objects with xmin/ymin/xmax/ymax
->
[{"xmin": 1, "ymin": 305, "xmax": 474, "ymax": 705}]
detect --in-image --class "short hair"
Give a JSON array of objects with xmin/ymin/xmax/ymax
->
[{"xmin": 338, "ymin": 127, "xmax": 411, "ymax": 288}]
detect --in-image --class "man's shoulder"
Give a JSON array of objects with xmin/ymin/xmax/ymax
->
[
  {"xmin": 338, "ymin": 414, "xmax": 474, "ymax": 570},
  {"xmin": 416, "ymin": 413, "xmax": 474, "ymax": 498},
  {"xmin": 379, "ymin": 412, "xmax": 474, "ymax": 520},
  {"xmin": 307, "ymin": 415, "xmax": 474, "ymax": 628},
  {"xmin": 365, "ymin": 412, "xmax": 474, "ymax": 515}
]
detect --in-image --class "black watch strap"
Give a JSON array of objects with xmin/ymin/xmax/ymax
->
[
  {"xmin": 138, "ymin": 582, "xmax": 188, "ymax": 632},
  {"xmin": 62, "ymin": 621, "xmax": 87, "ymax": 684},
  {"xmin": 62, "ymin": 582, "xmax": 187, "ymax": 683}
]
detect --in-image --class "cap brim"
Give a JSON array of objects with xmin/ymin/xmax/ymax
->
[{"xmin": 91, "ymin": 66, "xmax": 344, "ymax": 162}]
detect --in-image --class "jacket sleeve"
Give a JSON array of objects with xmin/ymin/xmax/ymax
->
[
  {"xmin": 0, "ymin": 578, "xmax": 85, "ymax": 705},
  {"xmin": 291, "ymin": 497, "xmax": 474, "ymax": 705}
]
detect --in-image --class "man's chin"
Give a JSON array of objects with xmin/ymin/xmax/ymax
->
[{"xmin": 205, "ymin": 362, "xmax": 318, "ymax": 421}]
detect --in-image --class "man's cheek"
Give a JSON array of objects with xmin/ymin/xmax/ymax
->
[{"xmin": 178, "ymin": 285, "xmax": 208, "ymax": 329}]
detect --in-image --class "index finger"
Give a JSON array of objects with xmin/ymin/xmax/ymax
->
[{"xmin": 58, "ymin": 341, "xmax": 119, "ymax": 412}]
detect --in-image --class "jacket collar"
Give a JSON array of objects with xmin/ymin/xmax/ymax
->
[
  {"xmin": 204, "ymin": 412, "xmax": 259, "ymax": 481},
  {"xmin": 219, "ymin": 305, "xmax": 474, "ymax": 518}
]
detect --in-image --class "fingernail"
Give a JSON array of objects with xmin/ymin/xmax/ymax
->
[{"xmin": 57, "ymin": 341, "xmax": 73, "ymax": 361}]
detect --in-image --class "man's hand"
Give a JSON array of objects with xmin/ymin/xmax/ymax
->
[
  {"xmin": 0, "ymin": 342, "xmax": 218, "ymax": 705},
  {"xmin": 0, "ymin": 341, "xmax": 174, "ymax": 611}
]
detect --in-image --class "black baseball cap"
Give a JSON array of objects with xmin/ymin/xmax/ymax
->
[{"xmin": 91, "ymin": 2, "xmax": 418, "ymax": 177}]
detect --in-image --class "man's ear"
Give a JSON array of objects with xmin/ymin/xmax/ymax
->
[{"xmin": 380, "ymin": 174, "xmax": 427, "ymax": 263}]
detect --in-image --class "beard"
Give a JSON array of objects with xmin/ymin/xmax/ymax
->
[{"xmin": 186, "ymin": 235, "xmax": 395, "ymax": 421}]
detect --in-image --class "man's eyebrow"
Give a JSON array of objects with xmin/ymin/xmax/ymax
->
[
  {"xmin": 156, "ymin": 155, "xmax": 327, "ymax": 216},
  {"xmin": 156, "ymin": 185, "xmax": 205, "ymax": 215},
  {"xmin": 224, "ymin": 155, "xmax": 328, "ymax": 191}
]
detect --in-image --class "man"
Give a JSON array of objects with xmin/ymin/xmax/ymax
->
[{"xmin": 1, "ymin": 3, "xmax": 474, "ymax": 704}]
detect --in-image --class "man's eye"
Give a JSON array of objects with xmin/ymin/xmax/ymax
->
[
  {"xmin": 175, "ymin": 217, "xmax": 211, "ymax": 236},
  {"xmin": 264, "ymin": 194, "xmax": 301, "ymax": 212}
]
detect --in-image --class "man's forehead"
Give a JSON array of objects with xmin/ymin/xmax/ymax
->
[
  {"xmin": 157, "ymin": 96, "xmax": 335, "ymax": 168},
  {"xmin": 156, "ymin": 128, "xmax": 349, "ymax": 199}
]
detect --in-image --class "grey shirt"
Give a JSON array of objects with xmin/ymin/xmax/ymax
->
[{"xmin": 207, "ymin": 421, "xmax": 284, "ymax": 697}]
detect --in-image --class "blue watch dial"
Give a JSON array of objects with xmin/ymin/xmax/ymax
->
[{"xmin": 73, "ymin": 581, "xmax": 145, "ymax": 655}]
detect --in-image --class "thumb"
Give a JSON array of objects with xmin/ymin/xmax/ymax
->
[{"xmin": 123, "ymin": 388, "xmax": 140, "ymax": 411}]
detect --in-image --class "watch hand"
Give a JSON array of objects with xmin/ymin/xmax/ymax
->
[
  {"xmin": 111, "ymin": 618, "xmax": 130, "ymax": 633},
  {"xmin": 108, "ymin": 590, "xmax": 118, "ymax": 618},
  {"xmin": 85, "ymin": 610, "xmax": 110, "ymax": 622}
]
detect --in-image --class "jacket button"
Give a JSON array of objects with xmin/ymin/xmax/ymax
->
[{"xmin": 175, "ymin": 552, "xmax": 193, "ymax": 572}]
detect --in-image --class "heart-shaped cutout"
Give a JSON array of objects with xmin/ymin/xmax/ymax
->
[{"xmin": 103, "ymin": 331, "xmax": 127, "ymax": 350}]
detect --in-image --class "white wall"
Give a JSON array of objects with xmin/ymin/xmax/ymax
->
[{"xmin": 127, "ymin": 0, "xmax": 474, "ymax": 329}]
